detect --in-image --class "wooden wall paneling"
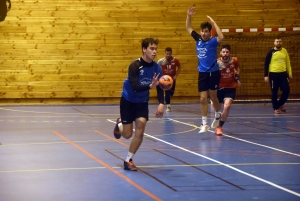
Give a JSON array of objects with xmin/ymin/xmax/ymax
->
[{"xmin": 0, "ymin": 0, "xmax": 299, "ymax": 104}]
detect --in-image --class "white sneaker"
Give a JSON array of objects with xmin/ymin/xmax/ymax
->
[
  {"xmin": 166, "ymin": 105, "xmax": 171, "ymax": 112},
  {"xmin": 199, "ymin": 124, "xmax": 210, "ymax": 133},
  {"xmin": 211, "ymin": 112, "xmax": 222, "ymax": 128}
]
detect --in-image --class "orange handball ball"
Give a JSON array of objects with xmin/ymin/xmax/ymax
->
[{"xmin": 159, "ymin": 75, "xmax": 173, "ymax": 90}]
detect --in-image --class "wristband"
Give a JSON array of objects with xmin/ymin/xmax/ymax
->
[{"xmin": 234, "ymin": 74, "xmax": 239, "ymax": 82}]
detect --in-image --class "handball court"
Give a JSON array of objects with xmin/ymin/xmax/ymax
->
[{"xmin": 0, "ymin": 102, "xmax": 299, "ymax": 201}]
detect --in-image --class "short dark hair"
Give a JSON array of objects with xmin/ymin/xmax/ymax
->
[
  {"xmin": 141, "ymin": 38, "xmax": 159, "ymax": 49},
  {"xmin": 200, "ymin": 22, "xmax": 212, "ymax": 32},
  {"xmin": 221, "ymin": 44, "xmax": 231, "ymax": 51},
  {"xmin": 165, "ymin": 47, "xmax": 172, "ymax": 52}
]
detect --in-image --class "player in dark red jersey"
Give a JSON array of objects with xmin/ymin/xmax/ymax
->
[
  {"xmin": 215, "ymin": 44, "xmax": 241, "ymax": 135},
  {"xmin": 157, "ymin": 47, "xmax": 181, "ymax": 112}
]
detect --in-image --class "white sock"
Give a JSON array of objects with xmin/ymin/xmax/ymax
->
[
  {"xmin": 214, "ymin": 111, "xmax": 221, "ymax": 119},
  {"xmin": 125, "ymin": 152, "xmax": 134, "ymax": 162},
  {"xmin": 202, "ymin": 116, "xmax": 207, "ymax": 125},
  {"xmin": 117, "ymin": 122, "xmax": 122, "ymax": 129}
]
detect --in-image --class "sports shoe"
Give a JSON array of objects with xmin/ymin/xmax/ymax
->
[
  {"xmin": 124, "ymin": 159, "xmax": 137, "ymax": 171},
  {"xmin": 199, "ymin": 124, "xmax": 210, "ymax": 133},
  {"xmin": 113, "ymin": 118, "xmax": 122, "ymax": 139},
  {"xmin": 274, "ymin": 109, "xmax": 281, "ymax": 114},
  {"xmin": 215, "ymin": 126, "xmax": 223, "ymax": 136},
  {"xmin": 280, "ymin": 105, "xmax": 286, "ymax": 113},
  {"xmin": 211, "ymin": 112, "xmax": 222, "ymax": 128},
  {"xmin": 166, "ymin": 105, "xmax": 171, "ymax": 112}
]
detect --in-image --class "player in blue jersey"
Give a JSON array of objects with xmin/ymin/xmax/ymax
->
[
  {"xmin": 113, "ymin": 38, "xmax": 165, "ymax": 171},
  {"xmin": 186, "ymin": 6, "xmax": 225, "ymax": 133}
]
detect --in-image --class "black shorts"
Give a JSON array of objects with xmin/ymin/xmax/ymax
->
[
  {"xmin": 217, "ymin": 88, "xmax": 236, "ymax": 103},
  {"xmin": 198, "ymin": 70, "xmax": 221, "ymax": 92},
  {"xmin": 120, "ymin": 96, "xmax": 149, "ymax": 124}
]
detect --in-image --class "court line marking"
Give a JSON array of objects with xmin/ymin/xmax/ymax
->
[
  {"xmin": 107, "ymin": 119, "xmax": 300, "ymax": 197},
  {"xmin": 166, "ymin": 115, "xmax": 300, "ymax": 119},
  {"xmin": 222, "ymin": 134, "xmax": 300, "ymax": 157},
  {"xmin": 0, "ymin": 107, "xmax": 119, "ymax": 116},
  {"xmin": 0, "ymin": 107, "xmax": 79, "ymax": 115},
  {"xmin": 0, "ymin": 139, "xmax": 113, "ymax": 146},
  {"xmin": 53, "ymin": 130, "xmax": 162, "ymax": 201},
  {"xmin": 146, "ymin": 132, "xmax": 300, "ymax": 197},
  {"xmin": 153, "ymin": 148, "xmax": 244, "ymax": 190},
  {"xmin": 104, "ymin": 148, "xmax": 178, "ymax": 192},
  {"xmin": 124, "ymin": 162, "xmax": 300, "ymax": 168},
  {"xmin": 95, "ymin": 130, "xmax": 128, "ymax": 147},
  {"xmin": 1, "ymin": 163, "xmax": 300, "ymax": 173},
  {"xmin": 204, "ymin": 132, "xmax": 300, "ymax": 135},
  {"xmin": 287, "ymin": 127, "xmax": 300, "ymax": 132},
  {"xmin": 169, "ymin": 118, "xmax": 300, "ymax": 157},
  {"xmin": 0, "ymin": 167, "xmax": 106, "ymax": 173}
]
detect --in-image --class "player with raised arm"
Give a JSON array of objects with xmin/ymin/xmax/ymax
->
[{"xmin": 186, "ymin": 6, "xmax": 225, "ymax": 133}]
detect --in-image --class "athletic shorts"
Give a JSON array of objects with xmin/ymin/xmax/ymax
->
[
  {"xmin": 217, "ymin": 88, "xmax": 236, "ymax": 103},
  {"xmin": 120, "ymin": 96, "xmax": 149, "ymax": 124},
  {"xmin": 198, "ymin": 70, "xmax": 221, "ymax": 92}
]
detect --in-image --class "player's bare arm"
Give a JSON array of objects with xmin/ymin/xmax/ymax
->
[
  {"xmin": 173, "ymin": 64, "xmax": 181, "ymax": 80},
  {"xmin": 186, "ymin": 7, "xmax": 195, "ymax": 34},
  {"xmin": 237, "ymin": 71, "xmax": 242, "ymax": 87},
  {"xmin": 155, "ymin": 103, "xmax": 164, "ymax": 118},
  {"xmin": 207, "ymin": 15, "xmax": 224, "ymax": 43}
]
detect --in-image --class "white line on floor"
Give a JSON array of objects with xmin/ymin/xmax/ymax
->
[{"xmin": 107, "ymin": 118, "xmax": 300, "ymax": 197}]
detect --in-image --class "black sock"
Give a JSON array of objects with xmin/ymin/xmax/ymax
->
[{"xmin": 219, "ymin": 121, "xmax": 225, "ymax": 127}]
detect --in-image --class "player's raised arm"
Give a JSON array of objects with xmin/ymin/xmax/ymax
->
[
  {"xmin": 186, "ymin": 6, "xmax": 196, "ymax": 34},
  {"xmin": 207, "ymin": 15, "xmax": 224, "ymax": 43}
]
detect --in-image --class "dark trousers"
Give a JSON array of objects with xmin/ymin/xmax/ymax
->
[
  {"xmin": 269, "ymin": 72, "xmax": 290, "ymax": 110},
  {"xmin": 165, "ymin": 80, "xmax": 176, "ymax": 104}
]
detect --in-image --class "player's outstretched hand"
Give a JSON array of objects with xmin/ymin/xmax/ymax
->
[
  {"xmin": 149, "ymin": 73, "xmax": 160, "ymax": 89},
  {"xmin": 187, "ymin": 7, "xmax": 196, "ymax": 16},
  {"xmin": 152, "ymin": 73, "xmax": 160, "ymax": 86}
]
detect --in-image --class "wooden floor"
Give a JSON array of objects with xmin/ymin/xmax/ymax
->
[{"xmin": 0, "ymin": 102, "xmax": 299, "ymax": 201}]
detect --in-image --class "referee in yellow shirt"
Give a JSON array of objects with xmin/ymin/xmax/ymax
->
[{"xmin": 264, "ymin": 38, "xmax": 292, "ymax": 114}]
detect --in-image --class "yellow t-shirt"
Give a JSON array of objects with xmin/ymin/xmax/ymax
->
[{"xmin": 269, "ymin": 48, "xmax": 292, "ymax": 75}]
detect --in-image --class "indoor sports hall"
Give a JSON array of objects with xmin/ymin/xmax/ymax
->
[
  {"xmin": 0, "ymin": 103, "xmax": 299, "ymax": 201},
  {"xmin": 0, "ymin": 0, "xmax": 299, "ymax": 201}
]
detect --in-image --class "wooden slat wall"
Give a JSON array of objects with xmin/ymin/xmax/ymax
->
[{"xmin": 0, "ymin": 0, "xmax": 299, "ymax": 104}]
